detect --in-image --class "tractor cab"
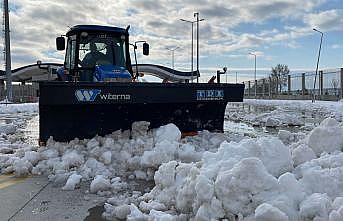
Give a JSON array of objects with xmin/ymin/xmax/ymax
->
[{"xmin": 55, "ymin": 25, "xmax": 148, "ymax": 82}]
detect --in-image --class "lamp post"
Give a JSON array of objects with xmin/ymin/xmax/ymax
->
[
  {"xmin": 166, "ymin": 47, "xmax": 180, "ymax": 70},
  {"xmin": 249, "ymin": 52, "xmax": 257, "ymax": 98},
  {"xmin": 312, "ymin": 28, "xmax": 324, "ymax": 103},
  {"xmin": 194, "ymin": 12, "xmax": 205, "ymax": 83},
  {"xmin": 180, "ymin": 17, "xmax": 204, "ymax": 83},
  {"xmin": 4, "ymin": 0, "xmax": 12, "ymax": 101},
  {"xmin": 180, "ymin": 19, "xmax": 194, "ymax": 82}
]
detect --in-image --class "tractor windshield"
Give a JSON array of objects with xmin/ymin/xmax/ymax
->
[{"xmin": 78, "ymin": 33, "xmax": 127, "ymax": 69}]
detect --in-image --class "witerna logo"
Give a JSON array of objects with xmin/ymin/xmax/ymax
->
[
  {"xmin": 75, "ymin": 89, "xmax": 131, "ymax": 102},
  {"xmin": 75, "ymin": 89, "xmax": 101, "ymax": 102}
]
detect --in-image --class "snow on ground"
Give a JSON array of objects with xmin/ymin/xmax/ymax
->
[
  {"xmin": 0, "ymin": 103, "xmax": 38, "ymax": 114},
  {"xmin": 1, "ymin": 100, "xmax": 343, "ymax": 220},
  {"xmin": 245, "ymin": 99, "xmax": 343, "ymax": 122}
]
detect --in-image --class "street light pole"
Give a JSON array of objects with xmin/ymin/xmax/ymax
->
[
  {"xmin": 4, "ymin": 0, "xmax": 12, "ymax": 101},
  {"xmin": 194, "ymin": 12, "xmax": 204, "ymax": 83},
  {"xmin": 180, "ymin": 19, "xmax": 194, "ymax": 82},
  {"xmin": 249, "ymin": 52, "xmax": 257, "ymax": 98},
  {"xmin": 312, "ymin": 28, "xmax": 324, "ymax": 103},
  {"xmin": 166, "ymin": 47, "xmax": 180, "ymax": 70},
  {"xmin": 181, "ymin": 16, "xmax": 204, "ymax": 83}
]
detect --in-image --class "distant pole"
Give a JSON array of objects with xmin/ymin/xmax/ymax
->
[
  {"xmin": 194, "ymin": 12, "xmax": 204, "ymax": 83},
  {"xmin": 312, "ymin": 28, "xmax": 324, "ymax": 103},
  {"xmin": 236, "ymin": 72, "xmax": 238, "ymax": 84},
  {"xmin": 249, "ymin": 52, "xmax": 257, "ymax": 98},
  {"xmin": 4, "ymin": 0, "xmax": 12, "ymax": 101},
  {"xmin": 180, "ymin": 19, "xmax": 197, "ymax": 83},
  {"xmin": 166, "ymin": 47, "xmax": 179, "ymax": 70}
]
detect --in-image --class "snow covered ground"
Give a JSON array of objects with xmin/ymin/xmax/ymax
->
[{"xmin": 1, "ymin": 100, "xmax": 343, "ymax": 221}]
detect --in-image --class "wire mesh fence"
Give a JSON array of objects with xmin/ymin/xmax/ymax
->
[
  {"xmin": 0, "ymin": 84, "xmax": 38, "ymax": 103},
  {"xmin": 244, "ymin": 68, "xmax": 343, "ymax": 100}
]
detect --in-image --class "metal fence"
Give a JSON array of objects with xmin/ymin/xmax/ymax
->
[
  {"xmin": 244, "ymin": 68, "xmax": 343, "ymax": 100},
  {"xmin": 0, "ymin": 84, "xmax": 38, "ymax": 103}
]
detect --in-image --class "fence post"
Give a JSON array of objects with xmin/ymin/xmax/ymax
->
[
  {"xmin": 288, "ymin": 75, "xmax": 291, "ymax": 95},
  {"xmin": 255, "ymin": 80, "xmax": 257, "ymax": 98},
  {"xmin": 319, "ymin": 70, "xmax": 323, "ymax": 96},
  {"xmin": 341, "ymin": 68, "xmax": 343, "ymax": 99},
  {"xmin": 269, "ymin": 77, "xmax": 272, "ymax": 98},
  {"xmin": 262, "ymin": 79, "xmax": 265, "ymax": 98},
  {"xmin": 302, "ymin": 73, "xmax": 306, "ymax": 96},
  {"xmin": 248, "ymin": 81, "xmax": 251, "ymax": 97}
]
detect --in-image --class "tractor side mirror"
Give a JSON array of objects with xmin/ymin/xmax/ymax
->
[
  {"xmin": 143, "ymin": 42, "xmax": 149, "ymax": 56},
  {"xmin": 56, "ymin": 37, "xmax": 65, "ymax": 51}
]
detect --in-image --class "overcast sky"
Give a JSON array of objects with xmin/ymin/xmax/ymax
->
[{"xmin": 3, "ymin": 0, "xmax": 343, "ymax": 81}]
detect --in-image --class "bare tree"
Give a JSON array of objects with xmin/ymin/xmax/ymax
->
[
  {"xmin": 331, "ymin": 78, "xmax": 339, "ymax": 95},
  {"xmin": 270, "ymin": 64, "xmax": 290, "ymax": 93}
]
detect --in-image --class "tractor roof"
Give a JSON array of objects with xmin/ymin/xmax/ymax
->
[{"xmin": 66, "ymin": 25, "xmax": 127, "ymax": 36}]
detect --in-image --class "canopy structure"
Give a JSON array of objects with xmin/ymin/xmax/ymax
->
[
  {"xmin": 0, "ymin": 63, "xmax": 199, "ymax": 82},
  {"xmin": 0, "ymin": 63, "xmax": 62, "ymax": 82}
]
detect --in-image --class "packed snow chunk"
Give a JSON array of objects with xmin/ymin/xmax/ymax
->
[
  {"xmin": 297, "ymin": 152, "xmax": 343, "ymax": 197},
  {"xmin": 62, "ymin": 173, "xmax": 82, "ymax": 190},
  {"xmin": 255, "ymin": 203, "xmax": 289, "ymax": 221},
  {"xmin": 330, "ymin": 198, "xmax": 343, "ymax": 221},
  {"xmin": 87, "ymin": 138, "xmax": 100, "ymax": 150},
  {"xmin": 265, "ymin": 117, "xmax": 281, "ymax": 127},
  {"xmin": 40, "ymin": 148, "xmax": 59, "ymax": 159},
  {"xmin": 195, "ymin": 175, "xmax": 214, "ymax": 203},
  {"xmin": 90, "ymin": 175, "xmax": 111, "ymax": 193},
  {"xmin": 127, "ymin": 204, "xmax": 148, "ymax": 221},
  {"xmin": 100, "ymin": 151, "xmax": 112, "ymax": 165},
  {"xmin": 278, "ymin": 130, "xmax": 294, "ymax": 144},
  {"xmin": 154, "ymin": 123, "xmax": 181, "ymax": 143},
  {"xmin": 332, "ymin": 197, "xmax": 343, "ymax": 210},
  {"xmin": 177, "ymin": 143, "xmax": 201, "ymax": 163},
  {"xmin": 131, "ymin": 121, "xmax": 150, "ymax": 138},
  {"xmin": 134, "ymin": 170, "xmax": 147, "ymax": 180},
  {"xmin": 250, "ymin": 137, "xmax": 293, "ymax": 177},
  {"xmin": 299, "ymin": 193, "xmax": 331, "ymax": 221},
  {"xmin": 140, "ymin": 140, "xmax": 178, "ymax": 167},
  {"xmin": 23, "ymin": 151, "xmax": 41, "ymax": 166},
  {"xmin": 13, "ymin": 159, "xmax": 32, "ymax": 177},
  {"xmin": 149, "ymin": 210, "xmax": 176, "ymax": 221},
  {"xmin": 154, "ymin": 161, "xmax": 177, "ymax": 188},
  {"xmin": 278, "ymin": 172, "xmax": 306, "ymax": 205},
  {"xmin": 330, "ymin": 209, "xmax": 343, "ymax": 221},
  {"xmin": 139, "ymin": 201, "xmax": 167, "ymax": 213},
  {"xmin": 215, "ymin": 157, "xmax": 279, "ymax": 216},
  {"xmin": 291, "ymin": 144, "xmax": 316, "ymax": 167},
  {"xmin": 0, "ymin": 123, "xmax": 16, "ymax": 134},
  {"xmin": 61, "ymin": 150, "xmax": 84, "ymax": 169},
  {"xmin": 308, "ymin": 117, "xmax": 343, "ymax": 156},
  {"xmin": 104, "ymin": 203, "xmax": 131, "ymax": 220}
]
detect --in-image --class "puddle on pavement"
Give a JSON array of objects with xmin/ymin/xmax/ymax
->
[{"xmin": 84, "ymin": 205, "xmax": 106, "ymax": 221}]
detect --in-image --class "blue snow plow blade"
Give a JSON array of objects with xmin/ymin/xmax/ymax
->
[{"xmin": 94, "ymin": 65, "xmax": 131, "ymax": 81}]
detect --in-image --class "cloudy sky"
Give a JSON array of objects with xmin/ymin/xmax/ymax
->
[{"xmin": 3, "ymin": 0, "xmax": 343, "ymax": 81}]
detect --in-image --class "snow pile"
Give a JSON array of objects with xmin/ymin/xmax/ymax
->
[
  {"xmin": 0, "ymin": 103, "xmax": 38, "ymax": 114},
  {"xmin": 307, "ymin": 118, "xmax": 343, "ymax": 156},
  {"xmin": 102, "ymin": 117, "xmax": 343, "ymax": 221},
  {"xmin": 1, "ymin": 122, "xmax": 230, "ymax": 189}
]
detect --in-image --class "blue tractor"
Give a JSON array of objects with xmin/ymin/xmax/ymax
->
[{"xmin": 38, "ymin": 25, "xmax": 244, "ymax": 144}]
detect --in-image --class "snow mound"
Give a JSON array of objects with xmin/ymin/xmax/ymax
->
[{"xmin": 307, "ymin": 118, "xmax": 343, "ymax": 156}]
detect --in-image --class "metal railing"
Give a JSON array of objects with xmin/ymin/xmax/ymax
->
[{"xmin": 243, "ymin": 68, "xmax": 343, "ymax": 100}]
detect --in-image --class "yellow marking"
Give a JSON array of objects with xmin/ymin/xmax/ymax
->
[{"xmin": 0, "ymin": 175, "xmax": 29, "ymax": 189}]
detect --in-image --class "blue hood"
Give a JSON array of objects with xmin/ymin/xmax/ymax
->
[{"xmin": 94, "ymin": 65, "xmax": 131, "ymax": 81}]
